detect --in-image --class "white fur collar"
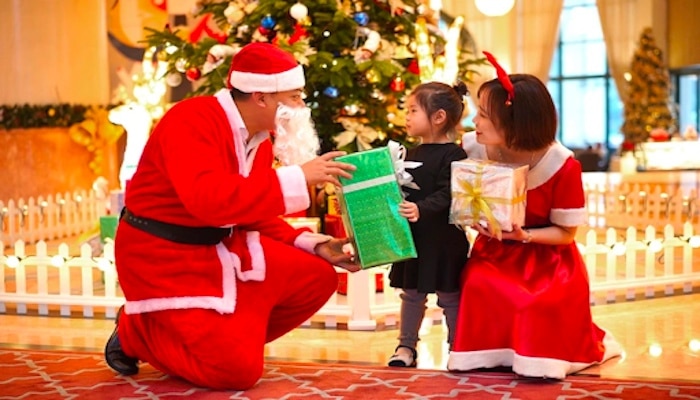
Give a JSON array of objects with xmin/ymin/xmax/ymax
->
[{"xmin": 461, "ymin": 132, "xmax": 573, "ymax": 190}]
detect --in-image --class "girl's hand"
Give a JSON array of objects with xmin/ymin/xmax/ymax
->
[{"xmin": 399, "ymin": 200, "xmax": 420, "ymax": 222}]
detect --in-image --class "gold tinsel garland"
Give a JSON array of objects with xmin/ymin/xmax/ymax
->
[{"xmin": 68, "ymin": 107, "xmax": 125, "ymax": 175}]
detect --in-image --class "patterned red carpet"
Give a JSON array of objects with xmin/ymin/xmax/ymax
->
[{"xmin": 1, "ymin": 348, "xmax": 699, "ymax": 399}]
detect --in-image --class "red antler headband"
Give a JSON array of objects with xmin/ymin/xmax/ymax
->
[{"xmin": 483, "ymin": 51, "xmax": 514, "ymax": 105}]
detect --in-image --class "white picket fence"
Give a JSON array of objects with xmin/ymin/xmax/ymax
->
[
  {"xmin": 0, "ymin": 190, "xmax": 105, "ymax": 246},
  {"xmin": 0, "ymin": 240, "xmax": 120, "ymax": 319},
  {"xmin": 1, "ymin": 223, "xmax": 699, "ymax": 330},
  {"xmin": 2, "ymin": 184, "xmax": 700, "ymax": 329},
  {"xmin": 5, "ymin": 180, "xmax": 697, "ymax": 248},
  {"xmin": 11, "ymin": 180, "xmax": 697, "ymax": 248},
  {"xmin": 584, "ymin": 181, "xmax": 700, "ymax": 234}
]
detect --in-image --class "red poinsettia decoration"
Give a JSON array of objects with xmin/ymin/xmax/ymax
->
[{"xmin": 621, "ymin": 141, "xmax": 635, "ymax": 152}]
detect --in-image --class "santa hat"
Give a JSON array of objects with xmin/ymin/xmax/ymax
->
[{"xmin": 227, "ymin": 43, "xmax": 305, "ymax": 93}]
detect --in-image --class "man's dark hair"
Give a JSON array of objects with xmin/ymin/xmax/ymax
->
[{"xmin": 230, "ymin": 88, "xmax": 252, "ymax": 101}]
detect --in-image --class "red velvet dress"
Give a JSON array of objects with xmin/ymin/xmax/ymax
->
[{"xmin": 448, "ymin": 134, "xmax": 622, "ymax": 379}]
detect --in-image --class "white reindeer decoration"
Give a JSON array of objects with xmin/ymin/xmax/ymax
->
[
  {"xmin": 110, "ymin": 45, "xmax": 168, "ymax": 190},
  {"xmin": 108, "ymin": 103, "xmax": 153, "ymax": 189}
]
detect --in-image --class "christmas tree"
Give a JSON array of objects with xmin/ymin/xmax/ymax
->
[
  {"xmin": 145, "ymin": 0, "xmax": 482, "ymax": 153},
  {"xmin": 621, "ymin": 27, "xmax": 677, "ymax": 145}
]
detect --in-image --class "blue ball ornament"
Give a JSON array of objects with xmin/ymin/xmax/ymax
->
[
  {"xmin": 353, "ymin": 12, "xmax": 369, "ymax": 26},
  {"xmin": 323, "ymin": 86, "xmax": 339, "ymax": 98},
  {"xmin": 261, "ymin": 15, "xmax": 277, "ymax": 30}
]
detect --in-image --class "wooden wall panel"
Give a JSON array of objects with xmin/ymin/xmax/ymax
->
[
  {"xmin": 668, "ymin": 0, "xmax": 700, "ymax": 68},
  {"xmin": 0, "ymin": 0, "xmax": 110, "ymax": 104},
  {"xmin": 0, "ymin": 128, "xmax": 120, "ymax": 202}
]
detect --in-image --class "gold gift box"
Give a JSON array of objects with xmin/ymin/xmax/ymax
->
[{"xmin": 449, "ymin": 158, "xmax": 528, "ymax": 233}]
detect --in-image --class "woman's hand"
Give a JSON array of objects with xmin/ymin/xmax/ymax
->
[
  {"xmin": 502, "ymin": 223, "xmax": 528, "ymax": 242},
  {"xmin": 470, "ymin": 222, "xmax": 527, "ymax": 242},
  {"xmin": 470, "ymin": 221, "xmax": 502, "ymax": 241}
]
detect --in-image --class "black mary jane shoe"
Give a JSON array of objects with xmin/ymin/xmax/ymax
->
[
  {"xmin": 387, "ymin": 345, "xmax": 418, "ymax": 368},
  {"xmin": 104, "ymin": 306, "xmax": 139, "ymax": 376}
]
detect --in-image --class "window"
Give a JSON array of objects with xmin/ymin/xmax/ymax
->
[
  {"xmin": 548, "ymin": 0, "xmax": 623, "ymax": 153},
  {"xmin": 673, "ymin": 69, "xmax": 700, "ymax": 135}
]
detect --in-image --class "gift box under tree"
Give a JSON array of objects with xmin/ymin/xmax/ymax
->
[
  {"xmin": 449, "ymin": 158, "xmax": 528, "ymax": 236},
  {"xmin": 336, "ymin": 147, "xmax": 417, "ymax": 269}
]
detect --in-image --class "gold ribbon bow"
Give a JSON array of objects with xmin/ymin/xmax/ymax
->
[{"xmin": 456, "ymin": 164, "xmax": 526, "ymax": 239}]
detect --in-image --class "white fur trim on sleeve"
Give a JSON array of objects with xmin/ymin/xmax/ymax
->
[
  {"xmin": 276, "ymin": 165, "xmax": 310, "ymax": 214},
  {"xmin": 294, "ymin": 231, "xmax": 333, "ymax": 254},
  {"xmin": 550, "ymin": 207, "xmax": 587, "ymax": 227}
]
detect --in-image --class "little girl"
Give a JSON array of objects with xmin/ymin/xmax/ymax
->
[{"xmin": 387, "ymin": 81, "xmax": 470, "ymax": 367}]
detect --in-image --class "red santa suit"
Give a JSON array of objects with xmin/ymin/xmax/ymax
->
[
  {"xmin": 447, "ymin": 133, "xmax": 622, "ymax": 379},
  {"xmin": 114, "ymin": 44, "xmax": 337, "ymax": 390}
]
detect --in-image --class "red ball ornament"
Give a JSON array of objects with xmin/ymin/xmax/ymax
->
[
  {"xmin": 389, "ymin": 76, "xmax": 405, "ymax": 92},
  {"xmin": 258, "ymin": 26, "xmax": 271, "ymax": 35},
  {"xmin": 649, "ymin": 128, "xmax": 670, "ymax": 141},
  {"xmin": 185, "ymin": 67, "xmax": 201, "ymax": 81},
  {"xmin": 407, "ymin": 59, "xmax": 420, "ymax": 75}
]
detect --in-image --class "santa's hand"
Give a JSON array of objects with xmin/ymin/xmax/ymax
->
[
  {"xmin": 301, "ymin": 151, "xmax": 356, "ymax": 187},
  {"xmin": 314, "ymin": 237, "xmax": 361, "ymax": 272}
]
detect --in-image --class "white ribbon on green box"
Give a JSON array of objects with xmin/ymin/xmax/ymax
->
[{"xmin": 341, "ymin": 175, "xmax": 396, "ymax": 193}]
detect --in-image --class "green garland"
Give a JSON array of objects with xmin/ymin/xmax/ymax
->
[{"xmin": 0, "ymin": 104, "xmax": 100, "ymax": 130}]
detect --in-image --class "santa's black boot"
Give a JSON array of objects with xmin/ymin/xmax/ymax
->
[{"xmin": 104, "ymin": 306, "xmax": 139, "ymax": 375}]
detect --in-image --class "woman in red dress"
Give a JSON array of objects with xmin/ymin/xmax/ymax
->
[{"xmin": 447, "ymin": 54, "xmax": 622, "ymax": 379}]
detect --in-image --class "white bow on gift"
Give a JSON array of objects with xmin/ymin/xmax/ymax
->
[{"xmin": 387, "ymin": 140, "xmax": 422, "ymax": 193}]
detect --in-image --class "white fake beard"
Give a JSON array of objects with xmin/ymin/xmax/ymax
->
[{"xmin": 273, "ymin": 103, "xmax": 320, "ymax": 166}]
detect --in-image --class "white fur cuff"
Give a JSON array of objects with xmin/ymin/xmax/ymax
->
[
  {"xmin": 276, "ymin": 165, "xmax": 311, "ymax": 214},
  {"xmin": 294, "ymin": 231, "xmax": 333, "ymax": 254},
  {"xmin": 550, "ymin": 207, "xmax": 587, "ymax": 227}
]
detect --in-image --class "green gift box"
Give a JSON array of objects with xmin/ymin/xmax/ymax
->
[
  {"xmin": 100, "ymin": 215, "xmax": 120, "ymax": 242},
  {"xmin": 336, "ymin": 147, "xmax": 417, "ymax": 269}
]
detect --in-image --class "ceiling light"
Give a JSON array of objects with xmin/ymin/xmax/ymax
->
[{"xmin": 475, "ymin": 0, "xmax": 515, "ymax": 17}]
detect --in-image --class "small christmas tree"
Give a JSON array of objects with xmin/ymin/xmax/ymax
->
[
  {"xmin": 621, "ymin": 27, "xmax": 677, "ymax": 145},
  {"xmin": 145, "ymin": 0, "xmax": 482, "ymax": 153}
]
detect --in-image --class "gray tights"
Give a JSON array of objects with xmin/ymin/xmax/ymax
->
[{"xmin": 396, "ymin": 288, "xmax": 460, "ymax": 351}]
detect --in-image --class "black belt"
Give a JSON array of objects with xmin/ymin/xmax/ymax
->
[{"xmin": 120, "ymin": 208, "xmax": 232, "ymax": 245}]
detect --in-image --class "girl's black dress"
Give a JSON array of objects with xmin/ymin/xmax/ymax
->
[{"xmin": 389, "ymin": 143, "xmax": 470, "ymax": 293}]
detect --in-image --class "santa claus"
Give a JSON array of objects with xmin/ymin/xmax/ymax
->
[{"xmin": 104, "ymin": 42, "xmax": 359, "ymax": 390}]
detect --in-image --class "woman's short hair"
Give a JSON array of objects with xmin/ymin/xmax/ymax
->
[{"xmin": 478, "ymin": 74, "xmax": 557, "ymax": 151}]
